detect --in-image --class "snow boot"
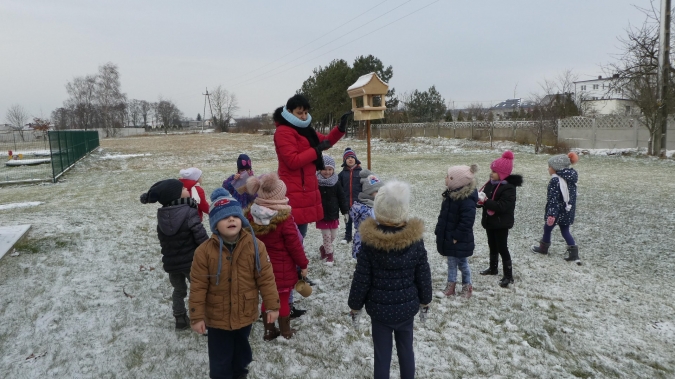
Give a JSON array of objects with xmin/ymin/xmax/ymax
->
[
  {"xmin": 262, "ymin": 317, "xmax": 280, "ymax": 341},
  {"xmin": 174, "ymin": 313, "xmax": 190, "ymax": 330},
  {"xmin": 480, "ymin": 253, "xmax": 499, "ymax": 275},
  {"xmin": 442, "ymin": 282, "xmax": 456, "ymax": 297},
  {"xmin": 289, "ymin": 305, "xmax": 306, "ymax": 319},
  {"xmin": 319, "ymin": 245, "xmax": 327, "ymax": 261},
  {"xmin": 324, "ymin": 253, "xmax": 334, "ymax": 266},
  {"xmin": 498, "ymin": 262, "xmax": 514, "ymax": 288},
  {"xmin": 461, "ymin": 284, "xmax": 473, "ymax": 299},
  {"xmin": 278, "ymin": 316, "xmax": 296, "ymax": 339},
  {"xmin": 564, "ymin": 245, "xmax": 582, "ymax": 265},
  {"xmin": 531, "ymin": 240, "xmax": 551, "ymax": 254}
]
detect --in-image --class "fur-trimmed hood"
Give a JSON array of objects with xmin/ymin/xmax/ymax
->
[
  {"xmin": 244, "ymin": 207, "xmax": 291, "ymax": 235},
  {"xmin": 444, "ymin": 179, "xmax": 477, "ymax": 201},
  {"xmin": 358, "ymin": 217, "xmax": 424, "ymax": 252},
  {"xmin": 505, "ymin": 174, "xmax": 523, "ymax": 187}
]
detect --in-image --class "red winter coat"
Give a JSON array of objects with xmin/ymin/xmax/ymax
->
[
  {"xmin": 178, "ymin": 179, "xmax": 209, "ymax": 220},
  {"xmin": 245, "ymin": 208, "xmax": 308, "ymax": 290},
  {"xmin": 274, "ymin": 124, "xmax": 344, "ymax": 225}
]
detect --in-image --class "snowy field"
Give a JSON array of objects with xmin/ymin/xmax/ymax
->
[{"xmin": 0, "ymin": 132, "xmax": 674, "ymax": 378}]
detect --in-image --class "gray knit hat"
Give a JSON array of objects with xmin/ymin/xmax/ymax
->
[
  {"xmin": 548, "ymin": 152, "xmax": 579, "ymax": 171},
  {"xmin": 322, "ymin": 155, "xmax": 336, "ymax": 170},
  {"xmin": 359, "ymin": 169, "xmax": 384, "ymax": 195}
]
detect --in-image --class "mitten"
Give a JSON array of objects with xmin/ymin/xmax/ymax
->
[
  {"xmin": 315, "ymin": 140, "xmax": 331, "ymax": 157},
  {"xmin": 338, "ymin": 111, "xmax": 353, "ymax": 133},
  {"xmin": 477, "ymin": 191, "xmax": 487, "ymax": 205},
  {"xmin": 547, "ymin": 216, "xmax": 556, "ymax": 226},
  {"xmin": 349, "ymin": 309, "xmax": 362, "ymax": 328},
  {"xmin": 419, "ymin": 304, "xmax": 429, "ymax": 323}
]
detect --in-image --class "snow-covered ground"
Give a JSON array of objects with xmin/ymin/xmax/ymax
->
[{"xmin": 0, "ymin": 133, "xmax": 674, "ymax": 378}]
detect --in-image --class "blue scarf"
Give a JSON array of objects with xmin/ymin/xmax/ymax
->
[{"xmin": 281, "ymin": 106, "xmax": 312, "ymax": 128}]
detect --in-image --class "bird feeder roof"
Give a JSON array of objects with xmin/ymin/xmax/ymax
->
[{"xmin": 347, "ymin": 73, "xmax": 389, "ymax": 97}]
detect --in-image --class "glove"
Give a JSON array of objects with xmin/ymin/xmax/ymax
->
[
  {"xmin": 547, "ymin": 216, "xmax": 556, "ymax": 226},
  {"xmin": 338, "ymin": 111, "xmax": 353, "ymax": 133},
  {"xmin": 419, "ymin": 304, "xmax": 429, "ymax": 323},
  {"xmin": 477, "ymin": 191, "xmax": 487, "ymax": 206},
  {"xmin": 349, "ymin": 309, "xmax": 362, "ymax": 328},
  {"xmin": 315, "ymin": 140, "xmax": 331, "ymax": 154}
]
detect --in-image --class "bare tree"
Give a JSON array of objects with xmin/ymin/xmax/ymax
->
[
  {"xmin": 606, "ymin": 2, "xmax": 675, "ymax": 154},
  {"xmin": 127, "ymin": 99, "xmax": 143, "ymax": 127},
  {"xmin": 96, "ymin": 62, "xmax": 126, "ymax": 137},
  {"xmin": 465, "ymin": 102, "xmax": 488, "ymax": 121},
  {"xmin": 139, "ymin": 100, "xmax": 152, "ymax": 127},
  {"xmin": 6, "ymin": 104, "xmax": 30, "ymax": 141},
  {"xmin": 65, "ymin": 75, "xmax": 97, "ymax": 130},
  {"xmin": 210, "ymin": 85, "xmax": 239, "ymax": 132},
  {"xmin": 155, "ymin": 99, "xmax": 182, "ymax": 134}
]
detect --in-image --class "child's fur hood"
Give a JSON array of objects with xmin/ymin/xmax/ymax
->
[
  {"xmin": 505, "ymin": 174, "xmax": 523, "ymax": 187},
  {"xmin": 358, "ymin": 217, "xmax": 424, "ymax": 252},
  {"xmin": 243, "ymin": 206, "xmax": 291, "ymax": 235},
  {"xmin": 444, "ymin": 179, "xmax": 477, "ymax": 201}
]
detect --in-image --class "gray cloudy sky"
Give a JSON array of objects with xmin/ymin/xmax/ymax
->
[{"xmin": 0, "ymin": 0, "xmax": 650, "ymax": 121}]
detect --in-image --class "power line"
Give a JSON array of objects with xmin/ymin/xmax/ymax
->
[
  {"xmin": 234, "ymin": 0, "xmax": 390, "ymax": 81},
  {"xmin": 230, "ymin": 0, "xmax": 414, "ymax": 87},
  {"xmin": 232, "ymin": 0, "xmax": 441, "ymax": 89}
]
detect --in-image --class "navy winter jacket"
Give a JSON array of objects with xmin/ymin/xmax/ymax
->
[
  {"xmin": 348, "ymin": 218, "xmax": 433, "ymax": 324},
  {"xmin": 435, "ymin": 182, "xmax": 478, "ymax": 258},
  {"xmin": 157, "ymin": 201, "xmax": 209, "ymax": 273},
  {"xmin": 319, "ymin": 181, "xmax": 349, "ymax": 221},
  {"xmin": 338, "ymin": 165, "xmax": 363, "ymax": 208},
  {"xmin": 479, "ymin": 175, "xmax": 523, "ymax": 230},
  {"xmin": 545, "ymin": 168, "xmax": 577, "ymax": 226}
]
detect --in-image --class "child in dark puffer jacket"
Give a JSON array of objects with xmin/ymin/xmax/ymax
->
[
  {"xmin": 317, "ymin": 154, "xmax": 349, "ymax": 266},
  {"xmin": 140, "ymin": 179, "xmax": 208, "ymax": 330},
  {"xmin": 435, "ymin": 164, "xmax": 478, "ymax": 299},
  {"xmin": 338, "ymin": 147, "xmax": 362, "ymax": 244},
  {"xmin": 348, "ymin": 180, "xmax": 433, "ymax": 379},
  {"xmin": 477, "ymin": 151, "xmax": 523, "ymax": 288}
]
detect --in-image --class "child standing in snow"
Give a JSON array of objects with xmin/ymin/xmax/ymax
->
[
  {"xmin": 477, "ymin": 151, "xmax": 523, "ymax": 288},
  {"xmin": 190, "ymin": 188, "xmax": 279, "ymax": 379},
  {"xmin": 140, "ymin": 179, "xmax": 208, "ymax": 330},
  {"xmin": 531, "ymin": 152, "xmax": 581, "ymax": 265},
  {"xmin": 350, "ymin": 169, "xmax": 384, "ymax": 259},
  {"xmin": 317, "ymin": 155, "xmax": 349, "ymax": 266},
  {"xmin": 435, "ymin": 164, "xmax": 479, "ymax": 299},
  {"xmin": 179, "ymin": 167, "xmax": 209, "ymax": 221},
  {"xmin": 338, "ymin": 147, "xmax": 363, "ymax": 244},
  {"xmin": 348, "ymin": 180, "xmax": 433, "ymax": 379},
  {"xmin": 244, "ymin": 172, "xmax": 309, "ymax": 339},
  {"xmin": 222, "ymin": 154, "xmax": 257, "ymax": 209}
]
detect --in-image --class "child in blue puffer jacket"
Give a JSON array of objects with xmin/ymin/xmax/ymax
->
[
  {"xmin": 435, "ymin": 164, "xmax": 478, "ymax": 299},
  {"xmin": 349, "ymin": 169, "xmax": 383, "ymax": 259},
  {"xmin": 531, "ymin": 152, "xmax": 581, "ymax": 265}
]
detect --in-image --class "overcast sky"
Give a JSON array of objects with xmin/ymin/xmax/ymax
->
[{"xmin": 0, "ymin": 0, "xmax": 652, "ymax": 121}]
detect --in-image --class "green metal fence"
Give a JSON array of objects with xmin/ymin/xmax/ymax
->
[
  {"xmin": 48, "ymin": 130, "xmax": 100, "ymax": 182},
  {"xmin": 0, "ymin": 130, "xmax": 53, "ymax": 184}
]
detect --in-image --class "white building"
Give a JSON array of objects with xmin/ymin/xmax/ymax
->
[{"xmin": 574, "ymin": 75, "xmax": 636, "ymax": 116}]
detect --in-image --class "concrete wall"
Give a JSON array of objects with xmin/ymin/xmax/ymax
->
[
  {"xmin": 558, "ymin": 116, "xmax": 675, "ymax": 150},
  {"xmin": 95, "ymin": 128, "xmax": 147, "ymax": 138}
]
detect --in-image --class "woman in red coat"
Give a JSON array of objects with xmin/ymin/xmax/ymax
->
[
  {"xmin": 272, "ymin": 94, "xmax": 351, "ymax": 238},
  {"xmin": 244, "ymin": 172, "xmax": 309, "ymax": 340}
]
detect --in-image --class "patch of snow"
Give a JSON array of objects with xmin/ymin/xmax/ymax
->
[
  {"xmin": 0, "ymin": 201, "xmax": 43, "ymax": 210},
  {"xmin": 99, "ymin": 153, "xmax": 152, "ymax": 160}
]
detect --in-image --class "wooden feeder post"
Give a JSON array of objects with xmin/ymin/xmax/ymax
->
[{"xmin": 347, "ymin": 72, "xmax": 389, "ymax": 170}]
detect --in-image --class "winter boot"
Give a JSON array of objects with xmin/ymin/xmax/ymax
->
[
  {"xmin": 319, "ymin": 245, "xmax": 327, "ymax": 261},
  {"xmin": 461, "ymin": 284, "xmax": 473, "ymax": 299},
  {"xmin": 442, "ymin": 282, "xmax": 456, "ymax": 297},
  {"xmin": 289, "ymin": 305, "xmax": 306, "ymax": 319},
  {"xmin": 531, "ymin": 240, "xmax": 551, "ymax": 254},
  {"xmin": 499, "ymin": 262, "xmax": 514, "ymax": 288},
  {"xmin": 564, "ymin": 245, "xmax": 582, "ymax": 265},
  {"xmin": 480, "ymin": 253, "xmax": 499, "ymax": 275},
  {"xmin": 174, "ymin": 313, "xmax": 190, "ymax": 330},
  {"xmin": 262, "ymin": 317, "xmax": 280, "ymax": 341},
  {"xmin": 278, "ymin": 316, "xmax": 296, "ymax": 339},
  {"xmin": 324, "ymin": 253, "xmax": 334, "ymax": 266}
]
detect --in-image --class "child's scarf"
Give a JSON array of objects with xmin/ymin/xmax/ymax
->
[
  {"xmin": 190, "ymin": 183, "xmax": 201, "ymax": 204},
  {"xmin": 250, "ymin": 204, "xmax": 278, "ymax": 225},
  {"xmin": 552, "ymin": 174, "xmax": 572, "ymax": 211},
  {"xmin": 317, "ymin": 171, "xmax": 338, "ymax": 187},
  {"xmin": 166, "ymin": 197, "xmax": 197, "ymax": 208}
]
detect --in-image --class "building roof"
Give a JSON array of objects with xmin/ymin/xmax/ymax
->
[{"xmin": 490, "ymin": 98, "xmax": 536, "ymax": 110}]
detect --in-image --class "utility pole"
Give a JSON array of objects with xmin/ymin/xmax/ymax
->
[
  {"xmin": 202, "ymin": 87, "xmax": 210, "ymax": 133},
  {"xmin": 657, "ymin": 0, "xmax": 671, "ymax": 155}
]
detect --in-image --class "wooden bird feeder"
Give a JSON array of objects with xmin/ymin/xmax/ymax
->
[{"xmin": 347, "ymin": 72, "xmax": 389, "ymax": 169}]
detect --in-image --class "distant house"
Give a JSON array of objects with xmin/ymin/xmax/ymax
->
[
  {"xmin": 490, "ymin": 98, "xmax": 536, "ymax": 120},
  {"xmin": 574, "ymin": 75, "xmax": 635, "ymax": 116}
]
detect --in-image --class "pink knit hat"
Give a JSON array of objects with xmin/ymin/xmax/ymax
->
[
  {"xmin": 446, "ymin": 164, "xmax": 478, "ymax": 190},
  {"xmin": 246, "ymin": 172, "xmax": 287, "ymax": 200},
  {"xmin": 490, "ymin": 151, "xmax": 514, "ymax": 180}
]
